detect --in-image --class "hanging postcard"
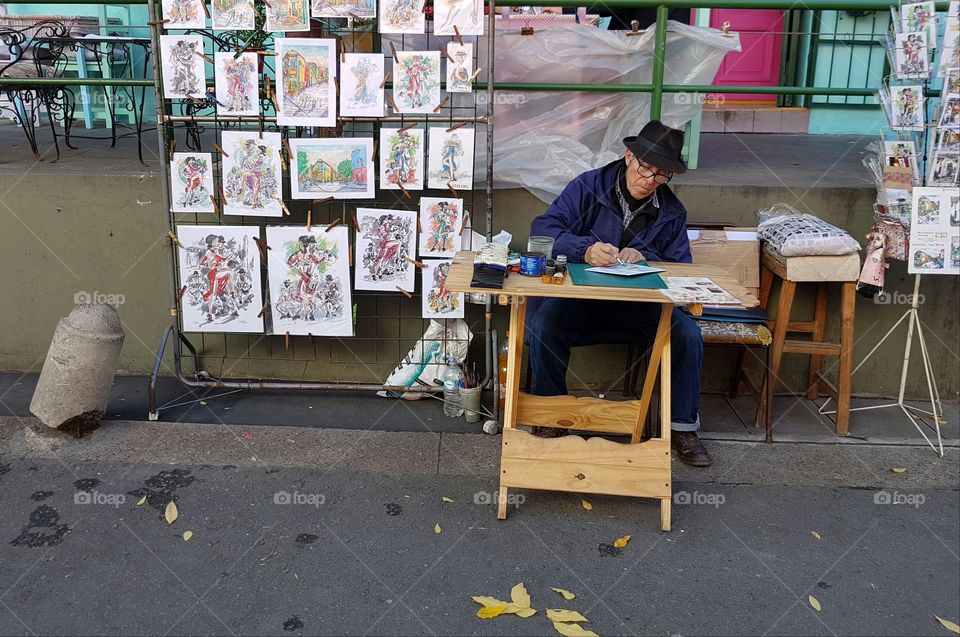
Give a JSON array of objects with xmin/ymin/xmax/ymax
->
[
  {"xmin": 445, "ymin": 42, "xmax": 473, "ymax": 93},
  {"xmin": 220, "ymin": 131, "xmax": 283, "ymax": 216},
  {"xmin": 421, "ymin": 259, "xmax": 463, "ymax": 319},
  {"xmin": 380, "ymin": 0, "xmax": 425, "ymax": 33},
  {"xmin": 312, "ymin": 0, "xmax": 374, "ymax": 18},
  {"xmin": 379, "ymin": 127, "xmax": 424, "ymax": 190},
  {"xmin": 214, "ymin": 52, "xmax": 259, "ymax": 116},
  {"xmin": 161, "ymin": 0, "xmax": 207, "ymax": 29},
  {"xmin": 883, "ymin": 140, "xmax": 919, "ymax": 183},
  {"xmin": 928, "ymin": 151, "xmax": 959, "ymax": 186},
  {"xmin": 159, "ymin": 35, "xmax": 206, "ymax": 100},
  {"xmin": 939, "ymin": 95, "xmax": 960, "ymax": 130},
  {"xmin": 894, "ymin": 32, "xmax": 929, "ymax": 79},
  {"xmin": 889, "ymin": 85, "xmax": 924, "ymax": 130},
  {"xmin": 901, "ymin": 2, "xmax": 937, "ymax": 48},
  {"xmin": 266, "ymin": 226, "xmax": 353, "ymax": 336},
  {"xmin": 938, "ymin": 12, "xmax": 959, "ymax": 76},
  {"xmin": 288, "ymin": 137, "xmax": 375, "ymax": 199},
  {"xmin": 434, "ymin": 0, "xmax": 483, "ymax": 36},
  {"xmin": 340, "ymin": 53, "xmax": 385, "ymax": 117},
  {"xmin": 428, "ymin": 125, "xmax": 474, "ymax": 190},
  {"xmin": 176, "ymin": 225, "xmax": 264, "ymax": 333},
  {"xmin": 418, "ymin": 196, "xmax": 464, "ymax": 257},
  {"xmin": 212, "ymin": 0, "xmax": 256, "ymax": 29},
  {"xmin": 354, "ymin": 207, "xmax": 417, "ymax": 291},
  {"xmin": 908, "ymin": 187, "xmax": 960, "ymax": 274},
  {"xmin": 170, "ymin": 152, "xmax": 215, "ymax": 213},
  {"xmin": 265, "ymin": 0, "xmax": 311, "ymax": 32},
  {"xmin": 276, "ymin": 38, "xmax": 337, "ymax": 127},
  {"xmin": 392, "ymin": 51, "xmax": 441, "ymax": 113}
]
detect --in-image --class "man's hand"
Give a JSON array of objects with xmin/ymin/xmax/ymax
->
[
  {"xmin": 618, "ymin": 247, "xmax": 646, "ymax": 264},
  {"xmin": 585, "ymin": 242, "xmax": 620, "ymax": 267}
]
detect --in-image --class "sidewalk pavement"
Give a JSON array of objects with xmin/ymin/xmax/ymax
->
[{"xmin": 1, "ymin": 414, "xmax": 958, "ymax": 636}]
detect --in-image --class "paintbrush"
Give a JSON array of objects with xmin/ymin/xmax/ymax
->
[{"xmin": 589, "ymin": 229, "xmax": 624, "ymax": 265}]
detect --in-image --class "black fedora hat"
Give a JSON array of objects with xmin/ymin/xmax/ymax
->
[{"xmin": 622, "ymin": 120, "xmax": 687, "ymax": 175}]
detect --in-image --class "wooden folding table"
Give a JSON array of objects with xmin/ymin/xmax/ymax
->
[{"xmin": 446, "ymin": 252, "xmax": 758, "ymax": 531}]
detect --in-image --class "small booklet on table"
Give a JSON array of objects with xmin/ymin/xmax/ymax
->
[{"xmin": 585, "ymin": 263, "xmax": 666, "ymax": 276}]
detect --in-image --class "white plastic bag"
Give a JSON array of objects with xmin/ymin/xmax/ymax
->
[
  {"xmin": 757, "ymin": 204, "xmax": 861, "ymax": 257},
  {"xmin": 378, "ymin": 319, "xmax": 473, "ymax": 399}
]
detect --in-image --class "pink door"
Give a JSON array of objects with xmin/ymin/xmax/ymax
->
[{"xmin": 707, "ymin": 9, "xmax": 784, "ymax": 105}]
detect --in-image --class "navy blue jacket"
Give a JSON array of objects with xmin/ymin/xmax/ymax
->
[{"xmin": 530, "ymin": 159, "xmax": 691, "ymax": 264}]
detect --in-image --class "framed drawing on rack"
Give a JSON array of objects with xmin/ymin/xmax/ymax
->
[
  {"xmin": 418, "ymin": 196, "xmax": 464, "ymax": 257},
  {"xmin": 392, "ymin": 51, "xmax": 441, "ymax": 113},
  {"xmin": 288, "ymin": 138, "xmax": 375, "ymax": 200},
  {"xmin": 340, "ymin": 53, "xmax": 385, "ymax": 117},
  {"xmin": 265, "ymin": 0, "xmax": 311, "ymax": 31},
  {"xmin": 161, "ymin": 0, "xmax": 207, "ymax": 28},
  {"xmin": 311, "ymin": 0, "xmax": 374, "ymax": 18},
  {"xmin": 354, "ymin": 208, "xmax": 417, "ymax": 291},
  {"xmin": 170, "ymin": 152, "xmax": 215, "ymax": 213},
  {"xmin": 379, "ymin": 0, "xmax": 425, "ymax": 33},
  {"xmin": 428, "ymin": 126, "xmax": 474, "ymax": 190},
  {"xmin": 421, "ymin": 259, "xmax": 463, "ymax": 319},
  {"xmin": 212, "ymin": 0, "xmax": 256, "ymax": 29},
  {"xmin": 214, "ymin": 52, "xmax": 260, "ymax": 116},
  {"xmin": 276, "ymin": 38, "xmax": 337, "ymax": 127},
  {"xmin": 379, "ymin": 127, "xmax": 424, "ymax": 190},
  {"xmin": 159, "ymin": 35, "xmax": 206, "ymax": 99},
  {"xmin": 221, "ymin": 131, "xmax": 284, "ymax": 217}
]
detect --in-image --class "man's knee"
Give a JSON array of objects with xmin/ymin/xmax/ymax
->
[{"xmin": 671, "ymin": 311, "xmax": 704, "ymax": 357}]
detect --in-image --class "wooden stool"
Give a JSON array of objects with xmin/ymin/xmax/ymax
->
[{"xmin": 755, "ymin": 249, "xmax": 860, "ymax": 435}]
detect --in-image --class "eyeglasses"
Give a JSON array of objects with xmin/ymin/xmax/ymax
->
[{"xmin": 631, "ymin": 157, "xmax": 673, "ymax": 185}]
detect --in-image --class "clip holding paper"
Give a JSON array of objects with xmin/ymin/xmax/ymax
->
[
  {"xmin": 396, "ymin": 181, "xmax": 412, "ymax": 199},
  {"xmin": 446, "ymin": 182, "xmax": 458, "ymax": 198},
  {"xmin": 380, "ymin": 71, "xmax": 392, "ymax": 89},
  {"xmin": 307, "ymin": 209, "xmax": 312, "ymax": 232},
  {"xmin": 459, "ymin": 211, "xmax": 469, "ymax": 235},
  {"xmin": 386, "ymin": 93, "xmax": 399, "ymax": 112},
  {"xmin": 252, "ymin": 237, "xmax": 271, "ymax": 258},
  {"xmin": 168, "ymin": 138, "xmax": 176, "ymax": 161},
  {"xmin": 167, "ymin": 230, "xmax": 183, "ymax": 249},
  {"xmin": 212, "ymin": 142, "xmax": 229, "ymax": 157},
  {"xmin": 405, "ymin": 256, "xmax": 426, "ymax": 269},
  {"xmin": 432, "ymin": 96, "xmax": 449, "ymax": 113},
  {"xmin": 195, "ymin": 50, "xmax": 214, "ymax": 64},
  {"xmin": 257, "ymin": 302, "xmax": 269, "ymax": 318},
  {"xmin": 395, "ymin": 286, "xmax": 413, "ymax": 299},
  {"xmin": 177, "ymin": 284, "xmax": 188, "ymax": 302},
  {"xmin": 446, "ymin": 122, "xmax": 466, "ymax": 133},
  {"xmin": 389, "ymin": 42, "xmax": 400, "ymax": 63},
  {"xmin": 326, "ymin": 217, "xmax": 342, "ymax": 232},
  {"xmin": 276, "ymin": 198, "xmax": 291, "ymax": 216},
  {"xmin": 352, "ymin": 212, "xmax": 360, "ymax": 232},
  {"xmin": 440, "ymin": 46, "xmax": 453, "ymax": 63},
  {"xmin": 453, "ymin": 25, "xmax": 464, "ymax": 46},
  {"xmin": 398, "ymin": 122, "xmax": 417, "ymax": 133},
  {"xmin": 209, "ymin": 194, "xmax": 221, "ymax": 216},
  {"xmin": 284, "ymin": 331, "xmax": 290, "ymax": 350},
  {"xmin": 466, "ymin": 68, "xmax": 482, "ymax": 86}
]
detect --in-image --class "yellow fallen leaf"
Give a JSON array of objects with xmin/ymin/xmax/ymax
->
[
  {"xmin": 476, "ymin": 605, "xmax": 507, "ymax": 619},
  {"xmin": 936, "ymin": 616, "xmax": 960, "ymax": 634},
  {"xmin": 511, "ymin": 582, "xmax": 531, "ymax": 608},
  {"xmin": 136, "ymin": 496, "xmax": 147, "ymax": 506},
  {"xmin": 552, "ymin": 621, "xmax": 599, "ymax": 637},
  {"xmin": 581, "ymin": 499, "xmax": 593, "ymax": 511},
  {"xmin": 547, "ymin": 609, "xmax": 590, "ymax": 623},
  {"xmin": 434, "ymin": 522, "xmax": 442, "ymax": 534},
  {"xmin": 810, "ymin": 531, "xmax": 821, "ymax": 540},
  {"xmin": 182, "ymin": 531, "xmax": 193, "ymax": 541},
  {"xmin": 164, "ymin": 501, "xmax": 178, "ymax": 525},
  {"xmin": 442, "ymin": 497, "xmax": 454, "ymax": 503},
  {"xmin": 472, "ymin": 596, "xmax": 510, "ymax": 607},
  {"xmin": 808, "ymin": 595, "xmax": 822, "ymax": 612},
  {"xmin": 509, "ymin": 606, "xmax": 537, "ymax": 618},
  {"xmin": 613, "ymin": 534, "xmax": 631, "ymax": 548},
  {"xmin": 891, "ymin": 467, "xmax": 907, "ymax": 474},
  {"xmin": 552, "ymin": 587, "xmax": 577, "ymax": 600}
]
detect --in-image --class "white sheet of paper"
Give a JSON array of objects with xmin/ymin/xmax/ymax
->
[
  {"xmin": 266, "ymin": 225, "xmax": 353, "ymax": 336},
  {"xmin": 434, "ymin": 0, "xmax": 484, "ymax": 35},
  {"xmin": 170, "ymin": 152, "xmax": 215, "ymax": 213},
  {"xmin": 265, "ymin": 0, "xmax": 310, "ymax": 31},
  {"xmin": 418, "ymin": 196, "xmax": 464, "ymax": 257},
  {"xmin": 427, "ymin": 126, "xmax": 474, "ymax": 190},
  {"xmin": 354, "ymin": 208, "xmax": 418, "ymax": 291},
  {"xmin": 214, "ymin": 52, "xmax": 259, "ymax": 116},
  {"xmin": 392, "ymin": 51, "xmax": 441, "ymax": 113},
  {"xmin": 379, "ymin": 127, "xmax": 424, "ymax": 190},
  {"xmin": 176, "ymin": 225, "xmax": 264, "ymax": 333},
  {"xmin": 276, "ymin": 38, "xmax": 337, "ymax": 127},
  {"xmin": 212, "ymin": 0, "xmax": 256, "ymax": 29},
  {"xmin": 379, "ymin": 0, "xmax": 425, "ymax": 33},
  {"xmin": 339, "ymin": 53, "xmax": 385, "ymax": 117},
  {"xmin": 220, "ymin": 131, "xmax": 284, "ymax": 217},
  {"xmin": 162, "ymin": 0, "xmax": 207, "ymax": 28},
  {"xmin": 725, "ymin": 231, "xmax": 758, "ymax": 241},
  {"xmin": 585, "ymin": 263, "xmax": 666, "ymax": 276},
  {"xmin": 422, "ymin": 259, "xmax": 464, "ymax": 318},
  {"xmin": 445, "ymin": 42, "xmax": 473, "ymax": 93},
  {"xmin": 660, "ymin": 276, "xmax": 741, "ymax": 305},
  {"xmin": 312, "ymin": 0, "xmax": 374, "ymax": 18},
  {"xmin": 288, "ymin": 137, "xmax": 375, "ymax": 200},
  {"xmin": 160, "ymin": 35, "xmax": 206, "ymax": 99}
]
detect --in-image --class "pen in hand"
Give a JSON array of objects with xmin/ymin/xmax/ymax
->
[{"xmin": 589, "ymin": 230, "xmax": 623, "ymax": 265}]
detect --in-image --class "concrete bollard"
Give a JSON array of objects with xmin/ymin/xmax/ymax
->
[{"xmin": 30, "ymin": 303, "xmax": 125, "ymax": 433}]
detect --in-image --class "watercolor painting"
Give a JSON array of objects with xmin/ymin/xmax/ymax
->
[
  {"xmin": 392, "ymin": 51, "xmax": 441, "ymax": 113},
  {"xmin": 379, "ymin": 0, "xmax": 425, "ymax": 33},
  {"xmin": 434, "ymin": 0, "xmax": 483, "ymax": 36},
  {"xmin": 891, "ymin": 85, "xmax": 924, "ymax": 130},
  {"xmin": 902, "ymin": 2, "xmax": 937, "ymax": 47},
  {"xmin": 171, "ymin": 152, "xmax": 215, "ymax": 213},
  {"xmin": 289, "ymin": 137, "xmax": 375, "ymax": 199},
  {"xmin": 266, "ymin": 226, "xmax": 353, "ymax": 336},
  {"xmin": 884, "ymin": 140, "xmax": 919, "ymax": 183},
  {"xmin": 311, "ymin": 0, "xmax": 375, "ymax": 18},
  {"xmin": 379, "ymin": 127, "xmax": 424, "ymax": 190},
  {"xmin": 212, "ymin": 0, "xmax": 256, "ymax": 29},
  {"xmin": 221, "ymin": 131, "xmax": 283, "ymax": 216},
  {"xmin": 427, "ymin": 125, "xmax": 474, "ymax": 190},
  {"xmin": 176, "ymin": 225, "xmax": 263, "ymax": 333},
  {"xmin": 354, "ymin": 207, "xmax": 417, "ymax": 291},
  {"xmin": 161, "ymin": 0, "xmax": 206, "ymax": 29},
  {"xmin": 340, "ymin": 53, "xmax": 385, "ymax": 117},
  {"xmin": 160, "ymin": 35, "xmax": 206, "ymax": 100},
  {"xmin": 418, "ymin": 196, "xmax": 463, "ymax": 257},
  {"xmin": 276, "ymin": 38, "xmax": 337, "ymax": 127},
  {"xmin": 214, "ymin": 52, "xmax": 259, "ymax": 116},
  {"xmin": 421, "ymin": 259, "xmax": 463, "ymax": 319},
  {"xmin": 895, "ymin": 31, "xmax": 929, "ymax": 79},
  {"xmin": 445, "ymin": 42, "xmax": 473, "ymax": 93},
  {"xmin": 265, "ymin": 0, "xmax": 311, "ymax": 32}
]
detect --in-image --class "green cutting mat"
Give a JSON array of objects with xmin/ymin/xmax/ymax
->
[{"xmin": 567, "ymin": 263, "xmax": 668, "ymax": 289}]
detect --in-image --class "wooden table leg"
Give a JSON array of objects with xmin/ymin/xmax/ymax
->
[
  {"xmin": 806, "ymin": 283, "xmax": 828, "ymax": 400},
  {"xmin": 836, "ymin": 282, "xmax": 855, "ymax": 436},
  {"xmin": 631, "ymin": 304, "xmax": 672, "ymax": 443},
  {"xmin": 757, "ymin": 279, "xmax": 796, "ymax": 428},
  {"xmin": 499, "ymin": 297, "xmax": 527, "ymax": 520},
  {"xmin": 659, "ymin": 311, "xmax": 672, "ymax": 532}
]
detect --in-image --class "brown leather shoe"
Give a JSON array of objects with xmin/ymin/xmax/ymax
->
[
  {"xmin": 671, "ymin": 431, "xmax": 712, "ymax": 467},
  {"xmin": 533, "ymin": 426, "xmax": 568, "ymax": 438}
]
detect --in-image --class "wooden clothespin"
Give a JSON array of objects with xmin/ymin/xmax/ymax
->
[
  {"xmin": 270, "ymin": 93, "xmax": 279, "ymax": 114},
  {"xmin": 396, "ymin": 181, "xmax": 411, "ymax": 199},
  {"xmin": 466, "ymin": 68, "xmax": 482, "ymax": 86},
  {"xmin": 258, "ymin": 115, "xmax": 264, "ymax": 138},
  {"xmin": 398, "ymin": 122, "xmax": 417, "ymax": 133},
  {"xmin": 276, "ymin": 198, "xmax": 291, "ymax": 216},
  {"xmin": 453, "ymin": 25, "xmax": 464, "ymax": 46},
  {"xmin": 217, "ymin": 185, "xmax": 228, "ymax": 206},
  {"xmin": 352, "ymin": 212, "xmax": 360, "ymax": 231},
  {"xmin": 395, "ymin": 286, "xmax": 413, "ymax": 299},
  {"xmin": 389, "ymin": 42, "xmax": 400, "ymax": 63},
  {"xmin": 212, "ymin": 142, "xmax": 229, "ymax": 157},
  {"xmin": 147, "ymin": 18, "xmax": 169, "ymax": 26},
  {"xmin": 460, "ymin": 211, "xmax": 469, "ymax": 236},
  {"xmin": 307, "ymin": 208, "xmax": 312, "ymax": 232},
  {"xmin": 386, "ymin": 93, "xmax": 399, "ymax": 112},
  {"xmin": 177, "ymin": 284, "xmax": 188, "ymax": 302},
  {"xmin": 264, "ymin": 76, "xmax": 272, "ymax": 100},
  {"xmin": 284, "ymin": 331, "xmax": 290, "ymax": 350},
  {"xmin": 416, "ymin": 215, "xmax": 422, "ymax": 232},
  {"xmin": 283, "ymin": 137, "xmax": 292, "ymax": 161},
  {"xmin": 440, "ymin": 46, "xmax": 453, "ymax": 63},
  {"xmin": 432, "ymin": 96, "xmax": 449, "ymax": 113},
  {"xmin": 349, "ymin": 248, "xmax": 354, "ymax": 267},
  {"xmin": 405, "ymin": 256, "xmax": 426, "ymax": 269},
  {"xmin": 262, "ymin": 0, "xmax": 272, "ymax": 8},
  {"xmin": 312, "ymin": 196, "xmax": 333, "ymax": 206},
  {"xmin": 446, "ymin": 122, "xmax": 466, "ymax": 133},
  {"xmin": 209, "ymin": 194, "xmax": 221, "ymax": 216},
  {"xmin": 257, "ymin": 302, "xmax": 269, "ymax": 318},
  {"xmin": 167, "ymin": 230, "xmax": 183, "ymax": 249},
  {"xmin": 339, "ymin": 39, "xmax": 346, "ymax": 64},
  {"xmin": 195, "ymin": 50, "xmax": 214, "ymax": 64},
  {"xmin": 379, "ymin": 71, "xmax": 391, "ymax": 89},
  {"xmin": 308, "ymin": 332, "xmax": 314, "ymax": 345},
  {"xmin": 201, "ymin": 1, "xmax": 211, "ymax": 19},
  {"xmin": 372, "ymin": 139, "xmax": 379, "ymax": 161},
  {"xmin": 168, "ymin": 138, "xmax": 176, "ymax": 161},
  {"xmin": 252, "ymin": 236, "xmax": 271, "ymax": 258},
  {"xmin": 255, "ymin": 49, "xmax": 277, "ymax": 57},
  {"xmin": 348, "ymin": 11, "xmax": 362, "ymax": 20},
  {"xmin": 325, "ymin": 217, "xmax": 342, "ymax": 232},
  {"xmin": 446, "ymin": 182, "xmax": 458, "ymax": 198}
]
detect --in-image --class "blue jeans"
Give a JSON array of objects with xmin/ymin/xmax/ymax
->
[{"xmin": 527, "ymin": 299, "xmax": 703, "ymax": 432}]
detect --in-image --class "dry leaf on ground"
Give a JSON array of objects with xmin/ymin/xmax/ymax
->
[
  {"xmin": 891, "ymin": 467, "xmax": 907, "ymax": 474},
  {"xmin": 547, "ymin": 609, "xmax": 590, "ymax": 623},
  {"xmin": 936, "ymin": 616, "xmax": 960, "ymax": 634},
  {"xmin": 434, "ymin": 522, "xmax": 442, "ymax": 534},
  {"xmin": 613, "ymin": 534, "xmax": 631, "ymax": 548},
  {"xmin": 472, "ymin": 596, "xmax": 509, "ymax": 607},
  {"xmin": 810, "ymin": 531, "xmax": 821, "ymax": 540},
  {"xmin": 511, "ymin": 582, "xmax": 531, "ymax": 608},
  {"xmin": 552, "ymin": 621, "xmax": 599, "ymax": 636},
  {"xmin": 476, "ymin": 605, "xmax": 507, "ymax": 619},
  {"xmin": 442, "ymin": 497, "xmax": 454, "ymax": 503},
  {"xmin": 182, "ymin": 531, "xmax": 193, "ymax": 541},
  {"xmin": 552, "ymin": 587, "xmax": 577, "ymax": 600},
  {"xmin": 471, "ymin": 596, "xmax": 536, "ymax": 618},
  {"xmin": 808, "ymin": 595, "xmax": 822, "ymax": 612},
  {"xmin": 136, "ymin": 496, "xmax": 147, "ymax": 506},
  {"xmin": 164, "ymin": 501, "xmax": 178, "ymax": 524},
  {"xmin": 581, "ymin": 500, "xmax": 593, "ymax": 511}
]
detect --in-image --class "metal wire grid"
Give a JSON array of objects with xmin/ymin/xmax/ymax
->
[{"xmin": 147, "ymin": 1, "xmax": 496, "ymax": 413}]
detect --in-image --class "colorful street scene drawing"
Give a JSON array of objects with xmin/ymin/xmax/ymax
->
[
  {"xmin": 289, "ymin": 138, "xmax": 375, "ymax": 200},
  {"xmin": 276, "ymin": 38, "xmax": 337, "ymax": 126}
]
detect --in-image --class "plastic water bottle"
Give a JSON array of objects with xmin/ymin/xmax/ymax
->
[{"xmin": 443, "ymin": 357, "xmax": 464, "ymax": 418}]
